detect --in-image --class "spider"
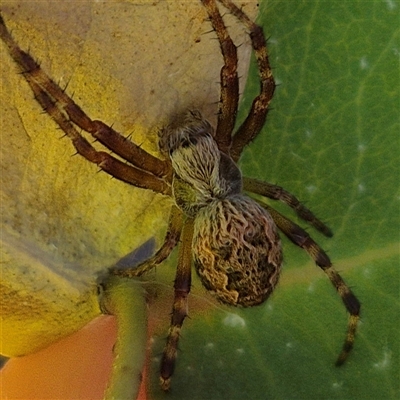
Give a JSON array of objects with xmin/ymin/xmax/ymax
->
[{"xmin": 0, "ymin": 0, "xmax": 360, "ymax": 392}]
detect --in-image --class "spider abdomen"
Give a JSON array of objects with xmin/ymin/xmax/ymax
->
[{"xmin": 193, "ymin": 196, "xmax": 282, "ymax": 307}]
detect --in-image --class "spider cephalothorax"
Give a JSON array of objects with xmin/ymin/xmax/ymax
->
[
  {"xmin": 1, "ymin": 0, "xmax": 360, "ymax": 393},
  {"xmin": 161, "ymin": 110, "xmax": 242, "ymax": 213}
]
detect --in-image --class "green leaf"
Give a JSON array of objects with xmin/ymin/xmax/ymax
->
[{"xmin": 147, "ymin": 1, "xmax": 399, "ymax": 399}]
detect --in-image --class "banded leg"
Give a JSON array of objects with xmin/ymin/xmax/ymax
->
[
  {"xmin": 217, "ymin": 0, "xmax": 275, "ymax": 162},
  {"xmin": 29, "ymin": 76, "xmax": 170, "ymax": 193},
  {"xmin": 244, "ymin": 177, "xmax": 333, "ymax": 237},
  {"xmin": 201, "ymin": 0, "xmax": 239, "ymax": 154},
  {"xmin": 258, "ymin": 200, "xmax": 360, "ymax": 365},
  {"xmin": 0, "ymin": 13, "xmax": 171, "ymax": 180},
  {"xmin": 112, "ymin": 205, "xmax": 183, "ymax": 277},
  {"xmin": 160, "ymin": 216, "xmax": 194, "ymax": 391}
]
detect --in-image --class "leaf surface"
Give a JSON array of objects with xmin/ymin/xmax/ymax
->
[{"xmin": 146, "ymin": 1, "xmax": 400, "ymax": 399}]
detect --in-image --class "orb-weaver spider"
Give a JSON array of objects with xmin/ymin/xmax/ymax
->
[{"xmin": 0, "ymin": 0, "xmax": 360, "ymax": 392}]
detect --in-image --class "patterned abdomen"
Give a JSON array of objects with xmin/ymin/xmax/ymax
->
[{"xmin": 193, "ymin": 196, "xmax": 282, "ymax": 307}]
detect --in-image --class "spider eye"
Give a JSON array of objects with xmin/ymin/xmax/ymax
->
[
  {"xmin": 180, "ymin": 134, "xmax": 198, "ymax": 149},
  {"xmin": 180, "ymin": 138, "xmax": 192, "ymax": 149},
  {"xmin": 181, "ymin": 139, "xmax": 190, "ymax": 148},
  {"xmin": 188, "ymin": 134, "xmax": 198, "ymax": 146}
]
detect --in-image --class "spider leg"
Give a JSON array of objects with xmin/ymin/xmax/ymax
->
[
  {"xmin": 244, "ymin": 177, "xmax": 333, "ymax": 237},
  {"xmin": 217, "ymin": 0, "xmax": 275, "ymax": 162},
  {"xmin": 258, "ymin": 200, "xmax": 360, "ymax": 365},
  {"xmin": 30, "ymin": 77, "xmax": 170, "ymax": 194},
  {"xmin": 160, "ymin": 216, "xmax": 194, "ymax": 391},
  {"xmin": 111, "ymin": 205, "xmax": 183, "ymax": 277},
  {"xmin": 0, "ymin": 13, "xmax": 171, "ymax": 180},
  {"xmin": 201, "ymin": 0, "xmax": 239, "ymax": 154}
]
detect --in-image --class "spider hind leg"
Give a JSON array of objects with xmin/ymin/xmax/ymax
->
[
  {"xmin": 160, "ymin": 217, "xmax": 194, "ymax": 391},
  {"xmin": 112, "ymin": 205, "xmax": 183, "ymax": 277},
  {"xmin": 260, "ymin": 201, "xmax": 360, "ymax": 365},
  {"xmin": 244, "ymin": 177, "xmax": 333, "ymax": 237},
  {"xmin": 111, "ymin": 205, "xmax": 192, "ymax": 391}
]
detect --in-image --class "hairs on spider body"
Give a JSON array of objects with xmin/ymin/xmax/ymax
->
[{"xmin": 161, "ymin": 110, "xmax": 282, "ymax": 306}]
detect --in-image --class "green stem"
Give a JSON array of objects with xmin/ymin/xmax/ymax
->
[{"xmin": 100, "ymin": 275, "xmax": 147, "ymax": 400}]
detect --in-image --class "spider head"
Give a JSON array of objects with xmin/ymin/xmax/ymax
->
[
  {"xmin": 158, "ymin": 110, "xmax": 213, "ymax": 156},
  {"xmin": 159, "ymin": 110, "xmax": 242, "ymax": 216}
]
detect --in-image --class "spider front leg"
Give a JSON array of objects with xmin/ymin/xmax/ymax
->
[
  {"xmin": 217, "ymin": 0, "xmax": 275, "ymax": 162},
  {"xmin": 258, "ymin": 200, "xmax": 360, "ymax": 365},
  {"xmin": 0, "ymin": 13, "xmax": 171, "ymax": 192},
  {"xmin": 201, "ymin": 0, "xmax": 239, "ymax": 154},
  {"xmin": 160, "ymin": 216, "xmax": 194, "ymax": 391},
  {"xmin": 30, "ymin": 77, "xmax": 170, "ymax": 194}
]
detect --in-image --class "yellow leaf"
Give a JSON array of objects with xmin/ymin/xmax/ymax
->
[{"xmin": 0, "ymin": 0, "xmax": 257, "ymax": 357}]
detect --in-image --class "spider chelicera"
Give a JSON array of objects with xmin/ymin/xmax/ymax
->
[{"xmin": 0, "ymin": 0, "xmax": 360, "ymax": 392}]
